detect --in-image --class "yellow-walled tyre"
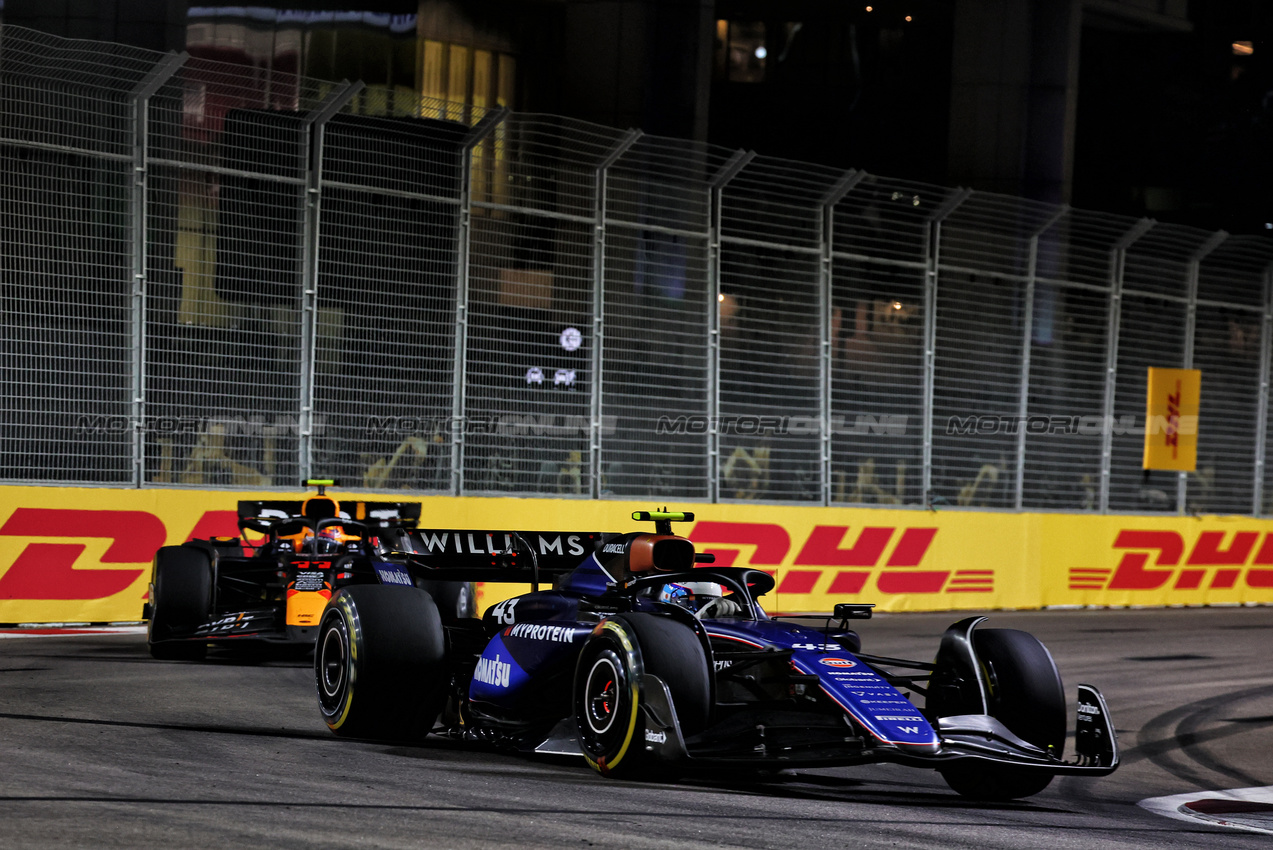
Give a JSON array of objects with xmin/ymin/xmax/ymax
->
[
  {"xmin": 573, "ymin": 613, "xmax": 709, "ymax": 780},
  {"xmin": 316, "ymin": 585, "xmax": 447, "ymax": 741}
]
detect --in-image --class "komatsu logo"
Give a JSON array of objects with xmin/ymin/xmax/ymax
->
[{"xmin": 474, "ymin": 653, "xmax": 512, "ymax": 688}]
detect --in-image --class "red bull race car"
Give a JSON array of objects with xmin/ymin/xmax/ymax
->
[
  {"xmin": 313, "ymin": 511, "xmax": 1119, "ymax": 800},
  {"xmin": 144, "ymin": 480, "xmax": 474, "ymax": 660}
]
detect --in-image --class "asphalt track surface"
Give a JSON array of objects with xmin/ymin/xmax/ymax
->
[{"xmin": 2, "ymin": 607, "xmax": 1272, "ymax": 849}]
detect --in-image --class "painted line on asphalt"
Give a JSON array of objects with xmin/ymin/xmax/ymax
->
[
  {"xmin": 0, "ymin": 625, "xmax": 147, "ymax": 639},
  {"xmin": 1140, "ymin": 786, "xmax": 1273, "ymax": 835}
]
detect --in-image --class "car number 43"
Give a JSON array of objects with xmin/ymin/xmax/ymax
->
[{"xmin": 493, "ymin": 599, "xmax": 519, "ymax": 625}]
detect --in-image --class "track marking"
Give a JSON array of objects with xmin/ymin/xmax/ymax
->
[
  {"xmin": 1140, "ymin": 786, "xmax": 1273, "ymax": 835},
  {"xmin": 0, "ymin": 625, "xmax": 147, "ymax": 639}
]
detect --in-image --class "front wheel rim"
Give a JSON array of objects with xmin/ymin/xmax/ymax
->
[{"xmin": 584, "ymin": 653, "xmax": 622, "ymax": 736}]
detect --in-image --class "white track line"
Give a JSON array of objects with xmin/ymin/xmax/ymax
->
[{"xmin": 0, "ymin": 625, "xmax": 147, "ymax": 639}]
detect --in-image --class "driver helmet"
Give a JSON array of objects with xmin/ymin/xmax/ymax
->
[
  {"xmin": 658, "ymin": 581, "xmax": 724, "ymax": 612},
  {"xmin": 315, "ymin": 525, "xmax": 349, "ymax": 554}
]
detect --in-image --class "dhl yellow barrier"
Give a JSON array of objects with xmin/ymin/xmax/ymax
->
[{"xmin": 1, "ymin": 484, "xmax": 1271, "ymax": 623}]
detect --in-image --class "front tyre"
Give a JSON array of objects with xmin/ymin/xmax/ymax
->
[
  {"xmin": 316, "ymin": 585, "xmax": 447, "ymax": 741},
  {"xmin": 573, "ymin": 614, "xmax": 710, "ymax": 780},
  {"xmin": 939, "ymin": 628, "xmax": 1066, "ymax": 801},
  {"xmin": 147, "ymin": 546, "xmax": 211, "ymax": 661}
]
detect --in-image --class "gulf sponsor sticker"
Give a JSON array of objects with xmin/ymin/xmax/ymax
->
[{"xmin": 818, "ymin": 657, "xmax": 856, "ymax": 669}]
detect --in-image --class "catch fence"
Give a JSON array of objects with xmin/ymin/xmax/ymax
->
[{"xmin": 2, "ymin": 25, "xmax": 1272, "ymax": 515}]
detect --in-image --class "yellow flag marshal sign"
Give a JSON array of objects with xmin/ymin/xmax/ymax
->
[{"xmin": 1143, "ymin": 367, "xmax": 1201, "ymax": 472}]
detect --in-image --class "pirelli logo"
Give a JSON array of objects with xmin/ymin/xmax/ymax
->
[
  {"xmin": 1070, "ymin": 530, "xmax": 1273, "ymax": 592},
  {"xmin": 688, "ymin": 521, "xmax": 987, "ymax": 595}
]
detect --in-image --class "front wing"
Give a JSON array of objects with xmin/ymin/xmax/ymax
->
[{"xmin": 628, "ymin": 678, "xmax": 1118, "ymax": 775}]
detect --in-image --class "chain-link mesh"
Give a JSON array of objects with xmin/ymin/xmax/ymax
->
[
  {"xmin": 144, "ymin": 59, "xmax": 314, "ymax": 489},
  {"xmin": 3, "ymin": 25, "xmax": 1273, "ymax": 516},
  {"xmin": 717, "ymin": 156, "xmax": 844, "ymax": 502},
  {"xmin": 599, "ymin": 134, "xmax": 726, "ymax": 499},
  {"xmin": 462, "ymin": 114, "xmax": 619, "ymax": 495},
  {"xmin": 312, "ymin": 112, "xmax": 466, "ymax": 491},
  {"xmin": 0, "ymin": 27, "xmax": 147, "ymax": 483},
  {"xmin": 1194, "ymin": 237, "xmax": 1273, "ymax": 514}
]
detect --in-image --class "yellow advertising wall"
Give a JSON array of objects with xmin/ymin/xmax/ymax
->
[{"xmin": 2, "ymin": 484, "xmax": 1272, "ymax": 623}]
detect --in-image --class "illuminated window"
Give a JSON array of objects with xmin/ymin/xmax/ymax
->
[
  {"xmin": 1233, "ymin": 41, "xmax": 1254, "ymax": 56},
  {"xmin": 715, "ymin": 20, "xmax": 767, "ymax": 83}
]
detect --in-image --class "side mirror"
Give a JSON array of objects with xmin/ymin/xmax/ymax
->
[{"xmin": 833, "ymin": 603, "xmax": 874, "ymax": 620}]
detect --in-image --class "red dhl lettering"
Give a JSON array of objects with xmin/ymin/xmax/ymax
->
[
  {"xmin": 688, "ymin": 521, "xmax": 961, "ymax": 594},
  {"xmin": 1165, "ymin": 382, "xmax": 1181, "ymax": 455},
  {"xmin": 0, "ymin": 508, "xmax": 240, "ymax": 601},
  {"xmin": 1077, "ymin": 529, "xmax": 1273, "ymax": 592},
  {"xmin": 0, "ymin": 509, "xmax": 166, "ymax": 600}
]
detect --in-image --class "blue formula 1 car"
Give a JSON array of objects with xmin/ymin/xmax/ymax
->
[{"xmin": 314, "ymin": 511, "xmax": 1118, "ymax": 800}]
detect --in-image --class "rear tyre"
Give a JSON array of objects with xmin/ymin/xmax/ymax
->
[
  {"xmin": 573, "ymin": 613, "xmax": 710, "ymax": 779},
  {"xmin": 419, "ymin": 580, "xmax": 477, "ymax": 620},
  {"xmin": 316, "ymin": 585, "xmax": 448, "ymax": 741},
  {"xmin": 938, "ymin": 628, "xmax": 1066, "ymax": 800},
  {"xmin": 147, "ymin": 546, "xmax": 212, "ymax": 661}
]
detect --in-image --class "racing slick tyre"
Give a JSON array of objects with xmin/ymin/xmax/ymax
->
[
  {"xmin": 418, "ymin": 580, "xmax": 478, "ymax": 621},
  {"xmin": 573, "ymin": 613, "xmax": 710, "ymax": 780},
  {"xmin": 937, "ymin": 628, "xmax": 1067, "ymax": 801},
  {"xmin": 147, "ymin": 546, "xmax": 212, "ymax": 661},
  {"xmin": 316, "ymin": 585, "xmax": 448, "ymax": 742}
]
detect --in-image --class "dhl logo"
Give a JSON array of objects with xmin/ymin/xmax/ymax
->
[
  {"xmin": 688, "ymin": 521, "xmax": 989, "ymax": 595},
  {"xmin": 0, "ymin": 508, "xmax": 239, "ymax": 600},
  {"xmin": 1070, "ymin": 530, "xmax": 1273, "ymax": 592}
]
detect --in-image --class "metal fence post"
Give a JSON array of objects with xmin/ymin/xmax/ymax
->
[
  {"xmin": 1177, "ymin": 231, "xmax": 1226, "ymax": 512},
  {"xmin": 706, "ymin": 150, "xmax": 754, "ymax": 503},
  {"xmin": 591, "ymin": 129, "xmax": 641, "ymax": 499},
  {"xmin": 1099, "ymin": 218, "xmax": 1154, "ymax": 512},
  {"xmin": 921, "ymin": 188, "xmax": 971, "ymax": 505},
  {"xmin": 1256, "ymin": 262, "xmax": 1273, "ymax": 516},
  {"xmin": 819, "ymin": 170, "xmax": 862, "ymax": 506},
  {"xmin": 451, "ymin": 108, "xmax": 508, "ymax": 496},
  {"xmin": 1015, "ymin": 205, "xmax": 1069, "ymax": 509},
  {"xmin": 298, "ymin": 80, "xmax": 363, "ymax": 483},
  {"xmin": 128, "ymin": 51, "xmax": 186, "ymax": 487}
]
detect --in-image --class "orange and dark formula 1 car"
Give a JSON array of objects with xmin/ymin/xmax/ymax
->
[
  {"xmin": 144, "ymin": 480, "xmax": 474, "ymax": 660},
  {"xmin": 313, "ymin": 511, "xmax": 1119, "ymax": 801}
]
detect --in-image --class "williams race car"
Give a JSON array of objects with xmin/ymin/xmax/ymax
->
[
  {"xmin": 313, "ymin": 511, "xmax": 1118, "ymax": 800},
  {"xmin": 145, "ymin": 480, "xmax": 476, "ymax": 660}
]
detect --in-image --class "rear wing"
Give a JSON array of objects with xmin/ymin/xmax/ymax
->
[
  {"xmin": 238, "ymin": 500, "xmax": 422, "ymax": 530},
  {"xmin": 389, "ymin": 528, "xmax": 617, "ymax": 584}
]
